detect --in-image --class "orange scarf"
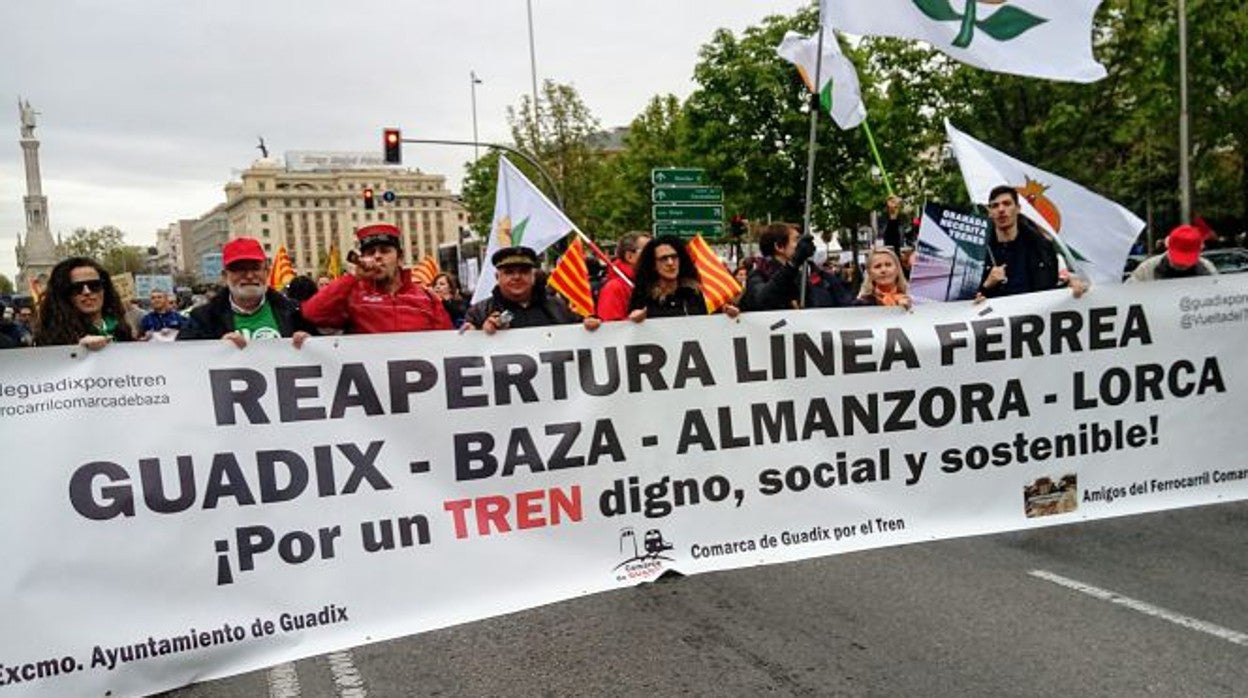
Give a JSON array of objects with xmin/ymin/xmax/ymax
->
[{"xmin": 876, "ymin": 286, "xmax": 902, "ymax": 306}]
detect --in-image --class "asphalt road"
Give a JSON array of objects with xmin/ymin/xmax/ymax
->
[{"xmin": 168, "ymin": 500, "xmax": 1248, "ymax": 697}]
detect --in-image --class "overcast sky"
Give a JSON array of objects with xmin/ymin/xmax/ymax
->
[{"xmin": 0, "ymin": 0, "xmax": 811, "ymax": 279}]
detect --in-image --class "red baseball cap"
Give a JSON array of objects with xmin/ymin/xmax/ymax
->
[
  {"xmin": 1166, "ymin": 224, "xmax": 1204, "ymax": 268},
  {"xmin": 222, "ymin": 237, "xmax": 267, "ymax": 267},
  {"xmin": 355, "ymin": 223, "xmax": 402, "ymax": 250}
]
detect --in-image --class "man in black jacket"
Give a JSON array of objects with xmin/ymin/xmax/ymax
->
[
  {"xmin": 464, "ymin": 246, "xmax": 601, "ymax": 334},
  {"xmin": 177, "ymin": 237, "xmax": 317, "ymax": 347},
  {"xmin": 978, "ymin": 185, "xmax": 1088, "ymax": 299},
  {"xmin": 740, "ymin": 223, "xmax": 853, "ymax": 311}
]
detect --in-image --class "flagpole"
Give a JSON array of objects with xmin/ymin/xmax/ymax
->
[
  {"xmin": 799, "ymin": 25, "xmax": 825, "ymax": 309},
  {"xmin": 1177, "ymin": 0, "xmax": 1191, "ymax": 224},
  {"xmin": 861, "ymin": 119, "xmax": 895, "ymax": 196}
]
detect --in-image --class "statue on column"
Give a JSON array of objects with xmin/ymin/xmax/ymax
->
[{"xmin": 19, "ymin": 99, "xmax": 37, "ymax": 138}]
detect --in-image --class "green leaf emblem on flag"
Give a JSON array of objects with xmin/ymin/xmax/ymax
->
[{"xmin": 912, "ymin": 0, "xmax": 1047, "ymax": 48}]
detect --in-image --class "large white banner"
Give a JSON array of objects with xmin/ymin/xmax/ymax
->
[{"xmin": 2, "ymin": 276, "xmax": 1247, "ymax": 696}]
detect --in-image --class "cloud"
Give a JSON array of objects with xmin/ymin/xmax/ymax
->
[{"xmin": 0, "ymin": 0, "xmax": 807, "ymax": 279}]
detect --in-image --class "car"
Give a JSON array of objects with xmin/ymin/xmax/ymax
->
[{"xmin": 1203, "ymin": 248, "xmax": 1248, "ymax": 274}]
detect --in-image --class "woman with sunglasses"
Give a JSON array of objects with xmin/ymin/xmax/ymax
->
[
  {"xmin": 627, "ymin": 236, "xmax": 739, "ymax": 322},
  {"xmin": 35, "ymin": 257, "xmax": 134, "ymax": 349}
]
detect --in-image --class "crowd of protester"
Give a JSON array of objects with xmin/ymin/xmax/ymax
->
[{"xmin": 0, "ymin": 184, "xmax": 1228, "ymax": 352}]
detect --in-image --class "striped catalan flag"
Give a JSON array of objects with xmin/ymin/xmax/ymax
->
[
  {"xmin": 687, "ymin": 234, "xmax": 742, "ymax": 312},
  {"xmin": 268, "ymin": 246, "xmax": 295, "ymax": 290},
  {"xmin": 412, "ymin": 256, "xmax": 441, "ymax": 287},
  {"xmin": 326, "ymin": 241, "xmax": 343, "ymax": 279},
  {"xmin": 548, "ymin": 236, "xmax": 594, "ymax": 317}
]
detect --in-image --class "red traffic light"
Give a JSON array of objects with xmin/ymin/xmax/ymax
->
[
  {"xmin": 383, "ymin": 128, "xmax": 402, "ymax": 164},
  {"xmin": 362, "ymin": 188, "xmax": 376, "ymax": 210}
]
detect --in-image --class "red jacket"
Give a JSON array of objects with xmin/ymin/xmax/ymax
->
[
  {"xmin": 301, "ymin": 269, "xmax": 452, "ymax": 334},
  {"xmin": 595, "ymin": 261, "xmax": 636, "ymax": 321}
]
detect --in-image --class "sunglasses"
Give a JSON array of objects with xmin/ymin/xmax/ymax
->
[{"xmin": 70, "ymin": 279, "xmax": 105, "ymax": 295}]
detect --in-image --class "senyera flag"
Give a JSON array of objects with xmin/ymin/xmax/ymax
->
[
  {"xmin": 822, "ymin": 0, "xmax": 1107, "ymax": 83},
  {"xmin": 268, "ymin": 246, "xmax": 295, "ymax": 290},
  {"xmin": 776, "ymin": 30, "xmax": 867, "ymax": 130},
  {"xmin": 411, "ymin": 256, "xmax": 440, "ymax": 287},
  {"xmin": 326, "ymin": 241, "xmax": 343, "ymax": 279},
  {"xmin": 945, "ymin": 119, "xmax": 1144, "ymax": 285},
  {"xmin": 472, "ymin": 156, "xmax": 577, "ymax": 304},
  {"xmin": 687, "ymin": 234, "xmax": 742, "ymax": 312},
  {"xmin": 548, "ymin": 236, "xmax": 594, "ymax": 317}
]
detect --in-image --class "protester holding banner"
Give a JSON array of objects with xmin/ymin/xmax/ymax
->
[
  {"xmin": 464, "ymin": 246, "xmax": 601, "ymax": 334},
  {"xmin": 34, "ymin": 257, "xmax": 135, "ymax": 349},
  {"xmin": 854, "ymin": 248, "xmax": 912, "ymax": 309},
  {"xmin": 177, "ymin": 237, "xmax": 316, "ymax": 348},
  {"xmin": 979, "ymin": 186, "xmax": 1087, "ymax": 300},
  {"xmin": 301, "ymin": 224, "xmax": 452, "ymax": 334},
  {"xmin": 1128, "ymin": 225, "xmax": 1217, "ymax": 283},
  {"xmin": 596, "ymin": 231, "xmax": 650, "ymax": 321},
  {"xmin": 740, "ymin": 223, "xmax": 853, "ymax": 311},
  {"xmin": 627, "ymin": 236, "xmax": 739, "ymax": 322}
]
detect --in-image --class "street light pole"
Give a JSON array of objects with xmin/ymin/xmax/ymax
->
[
  {"xmin": 470, "ymin": 71, "xmax": 483, "ymax": 162},
  {"xmin": 526, "ymin": 0, "xmax": 541, "ymax": 146},
  {"xmin": 1178, "ymin": 0, "xmax": 1191, "ymax": 224},
  {"xmin": 399, "ymin": 136, "xmax": 565, "ymax": 211}
]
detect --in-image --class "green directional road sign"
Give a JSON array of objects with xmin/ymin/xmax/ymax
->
[
  {"xmin": 653, "ymin": 204, "xmax": 723, "ymax": 221},
  {"xmin": 652, "ymin": 186, "xmax": 723, "ymax": 203},
  {"xmin": 651, "ymin": 168, "xmax": 705, "ymax": 186},
  {"xmin": 652, "ymin": 221, "xmax": 725, "ymax": 238}
]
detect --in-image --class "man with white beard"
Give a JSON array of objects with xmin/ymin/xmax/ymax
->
[{"xmin": 177, "ymin": 237, "xmax": 316, "ymax": 347}]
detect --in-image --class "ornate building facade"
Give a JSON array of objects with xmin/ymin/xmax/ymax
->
[{"xmin": 222, "ymin": 152, "xmax": 468, "ymax": 277}]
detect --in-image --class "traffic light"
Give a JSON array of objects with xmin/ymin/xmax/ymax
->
[
  {"xmin": 729, "ymin": 215, "xmax": 748, "ymax": 240},
  {"xmin": 383, "ymin": 128, "xmax": 402, "ymax": 164},
  {"xmin": 362, "ymin": 188, "xmax": 375, "ymax": 210}
]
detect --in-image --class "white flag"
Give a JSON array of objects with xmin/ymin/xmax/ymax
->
[
  {"xmin": 822, "ymin": 0, "xmax": 1107, "ymax": 83},
  {"xmin": 776, "ymin": 30, "xmax": 867, "ymax": 130},
  {"xmin": 945, "ymin": 119, "xmax": 1144, "ymax": 285},
  {"xmin": 471, "ymin": 156, "xmax": 577, "ymax": 304}
]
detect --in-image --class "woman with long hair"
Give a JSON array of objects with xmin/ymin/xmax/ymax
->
[
  {"xmin": 627, "ymin": 236, "xmax": 738, "ymax": 322},
  {"xmin": 35, "ymin": 257, "xmax": 135, "ymax": 349},
  {"xmin": 431, "ymin": 272, "xmax": 468, "ymax": 328},
  {"xmin": 855, "ymin": 247, "xmax": 912, "ymax": 310}
]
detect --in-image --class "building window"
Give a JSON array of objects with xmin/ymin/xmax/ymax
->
[
  {"xmin": 258, "ymin": 182, "xmax": 267, "ymax": 192},
  {"xmin": 261, "ymin": 214, "xmax": 269, "ymax": 222}
]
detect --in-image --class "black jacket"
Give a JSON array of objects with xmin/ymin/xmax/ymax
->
[
  {"xmin": 740, "ymin": 257, "xmax": 853, "ymax": 311},
  {"xmin": 177, "ymin": 289, "xmax": 318, "ymax": 340},
  {"xmin": 465, "ymin": 285, "xmax": 581, "ymax": 329},
  {"xmin": 979, "ymin": 219, "xmax": 1059, "ymax": 298},
  {"xmin": 629, "ymin": 281, "xmax": 708, "ymax": 318}
]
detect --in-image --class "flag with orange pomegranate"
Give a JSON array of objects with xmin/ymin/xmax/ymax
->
[{"xmin": 945, "ymin": 120, "xmax": 1145, "ymax": 286}]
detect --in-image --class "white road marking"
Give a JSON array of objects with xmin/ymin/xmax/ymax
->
[
  {"xmin": 267, "ymin": 662, "xmax": 302, "ymax": 697},
  {"xmin": 326, "ymin": 650, "xmax": 368, "ymax": 697},
  {"xmin": 1030, "ymin": 569, "xmax": 1248, "ymax": 646}
]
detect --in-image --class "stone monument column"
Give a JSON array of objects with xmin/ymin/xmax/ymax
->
[{"xmin": 15, "ymin": 99, "xmax": 59, "ymax": 290}]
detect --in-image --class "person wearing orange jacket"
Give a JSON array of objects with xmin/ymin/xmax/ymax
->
[{"xmin": 301, "ymin": 224, "xmax": 452, "ymax": 334}]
